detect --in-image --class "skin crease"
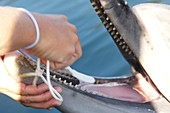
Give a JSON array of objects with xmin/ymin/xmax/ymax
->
[{"xmin": 0, "ymin": 6, "xmax": 82, "ymax": 109}]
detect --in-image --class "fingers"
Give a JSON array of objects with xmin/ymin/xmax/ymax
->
[
  {"xmin": 20, "ymin": 87, "xmax": 62, "ymax": 103},
  {"xmin": 22, "ymin": 98, "xmax": 62, "ymax": 109},
  {"xmin": 2, "ymin": 89, "xmax": 62, "ymax": 109},
  {"xmin": 21, "ymin": 87, "xmax": 62, "ymax": 109},
  {"xmin": 41, "ymin": 35, "xmax": 82, "ymax": 70},
  {"xmin": 2, "ymin": 85, "xmax": 62, "ymax": 109},
  {"xmin": 26, "ymin": 14, "xmax": 82, "ymax": 70},
  {"xmin": 21, "ymin": 83, "xmax": 62, "ymax": 95}
]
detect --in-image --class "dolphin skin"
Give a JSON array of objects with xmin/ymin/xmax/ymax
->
[
  {"xmin": 1, "ymin": 0, "xmax": 170, "ymax": 113},
  {"xmin": 2, "ymin": 51, "xmax": 168, "ymax": 113},
  {"xmin": 92, "ymin": 0, "xmax": 170, "ymax": 102}
]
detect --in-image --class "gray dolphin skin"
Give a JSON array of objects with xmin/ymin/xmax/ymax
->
[
  {"xmin": 1, "ymin": 0, "xmax": 170, "ymax": 113},
  {"xmin": 3, "ymin": 51, "xmax": 169, "ymax": 113},
  {"xmin": 92, "ymin": 0, "xmax": 170, "ymax": 102}
]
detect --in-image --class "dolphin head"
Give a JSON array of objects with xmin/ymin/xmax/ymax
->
[{"xmin": 90, "ymin": 0, "xmax": 170, "ymax": 102}]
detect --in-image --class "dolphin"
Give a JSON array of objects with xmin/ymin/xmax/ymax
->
[
  {"xmin": 1, "ymin": 0, "xmax": 170, "ymax": 113},
  {"xmin": 92, "ymin": 0, "xmax": 170, "ymax": 102}
]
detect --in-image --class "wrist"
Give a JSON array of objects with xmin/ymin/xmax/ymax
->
[
  {"xmin": 18, "ymin": 8, "xmax": 40, "ymax": 50},
  {"xmin": 0, "ymin": 7, "xmax": 38, "ymax": 55}
]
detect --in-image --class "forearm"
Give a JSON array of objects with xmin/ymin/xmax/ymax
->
[
  {"xmin": 0, "ymin": 6, "xmax": 82, "ymax": 69},
  {"xmin": 0, "ymin": 6, "xmax": 36, "ymax": 56}
]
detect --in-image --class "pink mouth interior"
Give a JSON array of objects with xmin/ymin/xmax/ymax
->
[{"xmin": 78, "ymin": 74, "xmax": 161, "ymax": 103}]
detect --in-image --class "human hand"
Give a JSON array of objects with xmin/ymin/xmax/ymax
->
[
  {"xmin": 0, "ymin": 56, "xmax": 62, "ymax": 109},
  {"xmin": 25, "ymin": 14, "xmax": 82, "ymax": 69}
]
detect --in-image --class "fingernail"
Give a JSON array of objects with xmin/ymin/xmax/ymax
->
[
  {"xmin": 48, "ymin": 107, "xmax": 53, "ymax": 110},
  {"xmin": 55, "ymin": 87, "xmax": 62, "ymax": 93},
  {"xmin": 53, "ymin": 100, "xmax": 62, "ymax": 106},
  {"xmin": 58, "ymin": 87, "xmax": 62, "ymax": 92}
]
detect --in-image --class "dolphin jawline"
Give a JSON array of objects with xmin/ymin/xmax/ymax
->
[{"xmin": 2, "ymin": 50, "xmax": 168, "ymax": 113}]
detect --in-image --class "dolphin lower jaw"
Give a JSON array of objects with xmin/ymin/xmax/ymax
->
[
  {"xmin": 3, "ymin": 50, "xmax": 160, "ymax": 104},
  {"xmin": 3, "ymin": 48, "xmax": 168, "ymax": 113}
]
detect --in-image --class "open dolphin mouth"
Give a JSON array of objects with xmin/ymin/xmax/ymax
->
[
  {"xmin": 2, "ymin": 50, "xmax": 160, "ymax": 103},
  {"xmin": 90, "ymin": 0, "xmax": 170, "ymax": 103},
  {"xmin": 87, "ymin": 0, "xmax": 161, "ymax": 102},
  {"xmin": 2, "ymin": 51, "xmax": 169, "ymax": 112}
]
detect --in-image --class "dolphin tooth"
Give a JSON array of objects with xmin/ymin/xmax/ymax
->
[
  {"xmin": 68, "ymin": 82, "xmax": 72, "ymax": 86},
  {"xmin": 105, "ymin": 24, "xmax": 110, "ymax": 29},
  {"xmin": 108, "ymin": 27, "xmax": 113, "ymax": 33},
  {"xmin": 67, "ymin": 74, "xmax": 72, "ymax": 77},
  {"xmin": 63, "ymin": 80, "xmax": 67, "ymax": 84},
  {"xmin": 93, "ymin": 6, "xmax": 99, "ymax": 10},
  {"xmin": 113, "ymin": 35, "xmax": 118, "ymax": 39},
  {"xmin": 116, "ymin": 38, "xmax": 120, "ymax": 42},
  {"xmin": 52, "ymin": 75, "xmax": 56, "ymax": 79},
  {"xmin": 79, "ymin": 87, "xmax": 82, "ymax": 90},
  {"xmin": 128, "ymin": 51, "xmax": 132, "ymax": 55},
  {"xmin": 99, "ymin": 15, "xmax": 104, "ymax": 19},
  {"xmin": 122, "ymin": 45, "xmax": 126, "ymax": 49},
  {"xmin": 125, "ymin": 48, "xmax": 129, "ymax": 52},
  {"xmin": 96, "ymin": 92, "xmax": 99, "ymax": 95},
  {"xmin": 85, "ymin": 89, "xmax": 88, "ymax": 92},
  {"xmin": 119, "ymin": 42, "xmax": 123, "ymax": 46},
  {"xmin": 95, "ymin": 80, "xmax": 99, "ymax": 84},
  {"xmin": 103, "ymin": 20, "xmax": 107, "ymax": 25},
  {"xmin": 74, "ymin": 85, "xmax": 78, "ymax": 88},
  {"xmin": 90, "ymin": 91, "xmax": 93, "ymax": 94},
  {"xmin": 91, "ymin": 2, "xmax": 96, "ymax": 6},
  {"xmin": 58, "ymin": 78, "xmax": 61, "ymax": 81},
  {"xmin": 96, "ymin": 10, "xmax": 102, "ymax": 15},
  {"xmin": 111, "ymin": 31, "xmax": 116, "ymax": 36},
  {"xmin": 106, "ymin": 17, "xmax": 109, "ymax": 21}
]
